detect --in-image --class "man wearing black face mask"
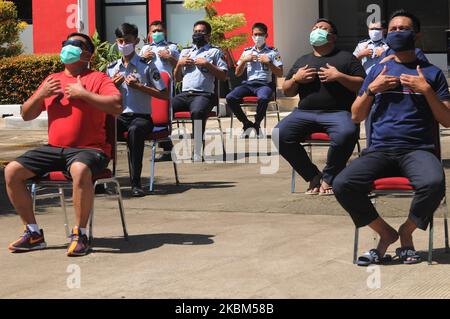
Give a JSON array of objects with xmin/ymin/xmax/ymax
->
[
  {"xmin": 334, "ymin": 10, "xmax": 450, "ymax": 266},
  {"xmin": 173, "ymin": 20, "xmax": 228, "ymax": 160}
]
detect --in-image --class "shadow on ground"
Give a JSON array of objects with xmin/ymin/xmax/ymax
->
[{"xmin": 90, "ymin": 233, "xmax": 215, "ymax": 254}]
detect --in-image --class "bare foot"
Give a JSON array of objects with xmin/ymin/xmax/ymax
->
[
  {"xmin": 398, "ymin": 220, "xmax": 418, "ymax": 262},
  {"xmin": 377, "ymin": 228, "xmax": 399, "ymax": 257}
]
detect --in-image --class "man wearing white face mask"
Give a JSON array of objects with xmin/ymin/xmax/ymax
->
[
  {"xmin": 107, "ymin": 23, "xmax": 169, "ymax": 197},
  {"xmin": 353, "ymin": 21, "xmax": 389, "ymax": 74},
  {"xmin": 226, "ymin": 22, "xmax": 283, "ymax": 137}
]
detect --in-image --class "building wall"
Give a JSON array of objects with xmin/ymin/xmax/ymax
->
[
  {"xmin": 214, "ymin": 0, "xmax": 274, "ymax": 59},
  {"xmin": 274, "ymin": 0, "xmax": 319, "ymax": 74},
  {"xmin": 20, "ymin": 25, "xmax": 34, "ymax": 54}
]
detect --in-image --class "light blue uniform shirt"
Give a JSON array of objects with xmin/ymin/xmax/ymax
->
[
  {"xmin": 179, "ymin": 44, "xmax": 228, "ymax": 93},
  {"xmin": 107, "ymin": 53, "xmax": 166, "ymax": 114},
  {"xmin": 353, "ymin": 38, "xmax": 389, "ymax": 74},
  {"xmin": 139, "ymin": 40, "xmax": 180, "ymax": 78},
  {"xmin": 237, "ymin": 45, "xmax": 283, "ymax": 83}
]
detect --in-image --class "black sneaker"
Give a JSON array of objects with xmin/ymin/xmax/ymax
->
[
  {"xmin": 155, "ymin": 153, "xmax": 172, "ymax": 162},
  {"xmin": 241, "ymin": 121, "xmax": 254, "ymax": 139},
  {"xmin": 131, "ymin": 186, "xmax": 146, "ymax": 197}
]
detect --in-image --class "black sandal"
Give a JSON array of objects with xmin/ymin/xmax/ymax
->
[
  {"xmin": 395, "ymin": 247, "xmax": 421, "ymax": 265},
  {"xmin": 357, "ymin": 249, "xmax": 392, "ymax": 266}
]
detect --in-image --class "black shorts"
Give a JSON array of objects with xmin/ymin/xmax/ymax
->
[{"xmin": 15, "ymin": 145, "xmax": 110, "ymax": 177}]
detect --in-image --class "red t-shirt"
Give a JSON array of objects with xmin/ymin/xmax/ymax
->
[{"xmin": 33, "ymin": 69, "xmax": 120, "ymax": 158}]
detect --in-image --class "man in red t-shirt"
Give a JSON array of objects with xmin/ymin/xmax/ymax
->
[{"xmin": 5, "ymin": 33, "xmax": 123, "ymax": 257}]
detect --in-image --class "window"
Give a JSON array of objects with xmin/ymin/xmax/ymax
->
[
  {"xmin": 103, "ymin": 0, "xmax": 148, "ymax": 44},
  {"xmin": 164, "ymin": 0, "xmax": 205, "ymax": 46},
  {"xmin": 12, "ymin": 0, "xmax": 32, "ymax": 24},
  {"xmin": 320, "ymin": 0, "xmax": 450, "ymax": 53}
]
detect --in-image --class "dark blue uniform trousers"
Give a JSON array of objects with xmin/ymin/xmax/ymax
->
[
  {"xmin": 226, "ymin": 82, "xmax": 273, "ymax": 125},
  {"xmin": 333, "ymin": 149, "xmax": 445, "ymax": 230},
  {"xmin": 117, "ymin": 113, "xmax": 154, "ymax": 187},
  {"xmin": 274, "ymin": 109, "xmax": 359, "ymax": 184}
]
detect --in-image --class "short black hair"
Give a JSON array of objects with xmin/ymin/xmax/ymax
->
[
  {"xmin": 315, "ymin": 18, "xmax": 338, "ymax": 35},
  {"xmin": 115, "ymin": 23, "xmax": 139, "ymax": 38},
  {"xmin": 66, "ymin": 32, "xmax": 95, "ymax": 53},
  {"xmin": 150, "ymin": 20, "xmax": 166, "ymax": 29},
  {"xmin": 389, "ymin": 9, "xmax": 421, "ymax": 33},
  {"xmin": 193, "ymin": 20, "xmax": 212, "ymax": 34},
  {"xmin": 252, "ymin": 22, "xmax": 268, "ymax": 34}
]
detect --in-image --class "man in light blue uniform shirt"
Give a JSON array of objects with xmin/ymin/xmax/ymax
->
[
  {"xmin": 139, "ymin": 20, "xmax": 180, "ymax": 79},
  {"xmin": 226, "ymin": 22, "xmax": 283, "ymax": 136},
  {"xmin": 353, "ymin": 21, "xmax": 389, "ymax": 74},
  {"xmin": 107, "ymin": 23, "xmax": 168, "ymax": 197},
  {"xmin": 173, "ymin": 20, "xmax": 228, "ymax": 153},
  {"xmin": 140, "ymin": 20, "xmax": 180, "ymax": 161}
]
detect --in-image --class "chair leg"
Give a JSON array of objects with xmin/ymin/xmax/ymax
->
[
  {"xmin": 291, "ymin": 168, "xmax": 296, "ymax": 193},
  {"xmin": 59, "ymin": 187, "xmax": 70, "ymax": 238},
  {"xmin": 149, "ymin": 143, "xmax": 156, "ymax": 192},
  {"xmin": 173, "ymin": 161, "xmax": 180, "ymax": 185},
  {"xmin": 353, "ymin": 227, "xmax": 359, "ymax": 264},
  {"xmin": 230, "ymin": 112, "xmax": 234, "ymax": 138},
  {"xmin": 276, "ymin": 102, "xmax": 280, "ymax": 122},
  {"xmin": 113, "ymin": 180, "xmax": 128, "ymax": 240},
  {"xmin": 444, "ymin": 198, "xmax": 449, "ymax": 253},
  {"xmin": 428, "ymin": 217, "xmax": 434, "ymax": 265},
  {"xmin": 217, "ymin": 118, "xmax": 226, "ymax": 157},
  {"xmin": 31, "ymin": 183, "xmax": 37, "ymax": 213}
]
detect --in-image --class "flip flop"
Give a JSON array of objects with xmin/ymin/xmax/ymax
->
[
  {"xmin": 357, "ymin": 249, "xmax": 393, "ymax": 266},
  {"xmin": 319, "ymin": 187, "xmax": 334, "ymax": 196},
  {"xmin": 305, "ymin": 187, "xmax": 320, "ymax": 195},
  {"xmin": 395, "ymin": 247, "xmax": 422, "ymax": 265},
  {"xmin": 305, "ymin": 173, "xmax": 322, "ymax": 195}
]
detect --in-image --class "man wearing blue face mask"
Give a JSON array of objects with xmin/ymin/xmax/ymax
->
[
  {"xmin": 353, "ymin": 21, "xmax": 389, "ymax": 74},
  {"xmin": 139, "ymin": 20, "xmax": 180, "ymax": 161},
  {"xmin": 139, "ymin": 20, "xmax": 180, "ymax": 79},
  {"xmin": 107, "ymin": 23, "xmax": 169, "ymax": 197},
  {"xmin": 226, "ymin": 22, "xmax": 283, "ymax": 137},
  {"xmin": 274, "ymin": 18, "xmax": 365, "ymax": 196},
  {"xmin": 334, "ymin": 10, "xmax": 450, "ymax": 266}
]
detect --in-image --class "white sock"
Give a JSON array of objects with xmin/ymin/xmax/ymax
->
[{"xmin": 27, "ymin": 224, "xmax": 41, "ymax": 234}]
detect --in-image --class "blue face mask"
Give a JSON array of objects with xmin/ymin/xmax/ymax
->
[
  {"xmin": 310, "ymin": 28, "xmax": 329, "ymax": 47},
  {"xmin": 386, "ymin": 30, "xmax": 416, "ymax": 52},
  {"xmin": 60, "ymin": 45, "xmax": 82, "ymax": 64},
  {"xmin": 151, "ymin": 32, "xmax": 165, "ymax": 44}
]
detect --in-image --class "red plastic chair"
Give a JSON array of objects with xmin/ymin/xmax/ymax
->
[
  {"xmin": 229, "ymin": 74, "xmax": 280, "ymax": 135},
  {"xmin": 30, "ymin": 114, "xmax": 128, "ymax": 243},
  {"xmin": 352, "ymin": 127, "xmax": 449, "ymax": 265},
  {"xmin": 122, "ymin": 71, "xmax": 179, "ymax": 191},
  {"xmin": 290, "ymin": 132, "xmax": 361, "ymax": 193}
]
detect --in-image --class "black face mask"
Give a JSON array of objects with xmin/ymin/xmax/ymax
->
[
  {"xmin": 192, "ymin": 33, "xmax": 207, "ymax": 47},
  {"xmin": 386, "ymin": 30, "xmax": 416, "ymax": 52}
]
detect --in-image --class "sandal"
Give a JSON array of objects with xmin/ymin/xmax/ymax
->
[
  {"xmin": 305, "ymin": 173, "xmax": 322, "ymax": 195},
  {"xmin": 357, "ymin": 249, "xmax": 392, "ymax": 266},
  {"xmin": 395, "ymin": 247, "xmax": 422, "ymax": 265},
  {"xmin": 319, "ymin": 186, "xmax": 334, "ymax": 196}
]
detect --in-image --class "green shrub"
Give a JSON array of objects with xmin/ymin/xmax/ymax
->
[{"xmin": 0, "ymin": 54, "xmax": 63, "ymax": 104}]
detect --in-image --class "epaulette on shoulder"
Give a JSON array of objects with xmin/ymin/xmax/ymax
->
[
  {"xmin": 358, "ymin": 39, "xmax": 369, "ymax": 44},
  {"xmin": 107, "ymin": 60, "xmax": 118, "ymax": 69},
  {"xmin": 244, "ymin": 47, "xmax": 253, "ymax": 51},
  {"xmin": 269, "ymin": 46, "xmax": 278, "ymax": 51},
  {"xmin": 183, "ymin": 46, "xmax": 193, "ymax": 50}
]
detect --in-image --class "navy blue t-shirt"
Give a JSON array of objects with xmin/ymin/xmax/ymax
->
[
  {"xmin": 359, "ymin": 59, "xmax": 450, "ymax": 151},
  {"xmin": 379, "ymin": 48, "xmax": 429, "ymax": 63}
]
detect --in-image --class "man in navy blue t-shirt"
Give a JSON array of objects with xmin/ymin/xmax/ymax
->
[{"xmin": 334, "ymin": 10, "xmax": 450, "ymax": 266}]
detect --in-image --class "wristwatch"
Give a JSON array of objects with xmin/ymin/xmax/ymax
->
[{"xmin": 365, "ymin": 87, "xmax": 375, "ymax": 97}]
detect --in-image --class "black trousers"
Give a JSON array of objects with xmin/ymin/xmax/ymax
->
[
  {"xmin": 333, "ymin": 149, "xmax": 445, "ymax": 230},
  {"xmin": 117, "ymin": 113, "xmax": 153, "ymax": 187}
]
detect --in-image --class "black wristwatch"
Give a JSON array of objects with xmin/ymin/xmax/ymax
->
[{"xmin": 365, "ymin": 87, "xmax": 375, "ymax": 97}]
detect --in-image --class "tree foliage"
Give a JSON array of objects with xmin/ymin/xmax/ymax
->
[{"xmin": 0, "ymin": 0, "xmax": 27, "ymax": 58}]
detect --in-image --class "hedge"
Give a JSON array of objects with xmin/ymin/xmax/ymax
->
[{"xmin": 0, "ymin": 54, "xmax": 64, "ymax": 104}]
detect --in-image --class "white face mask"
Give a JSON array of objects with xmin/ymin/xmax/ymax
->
[
  {"xmin": 252, "ymin": 35, "xmax": 266, "ymax": 48},
  {"xmin": 369, "ymin": 30, "xmax": 383, "ymax": 42},
  {"xmin": 118, "ymin": 43, "xmax": 135, "ymax": 56}
]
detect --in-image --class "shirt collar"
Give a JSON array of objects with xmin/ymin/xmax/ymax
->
[
  {"xmin": 151, "ymin": 40, "xmax": 168, "ymax": 46},
  {"xmin": 253, "ymin": 44, "xmax": 268, "ymax": 52},
  {"xmin": 119, "ymin": 52, "xmax": 140, "ymax": 68},
  {"xmin": 193, "ymin": 43, "xmax": 211, "ymax": 52}
]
